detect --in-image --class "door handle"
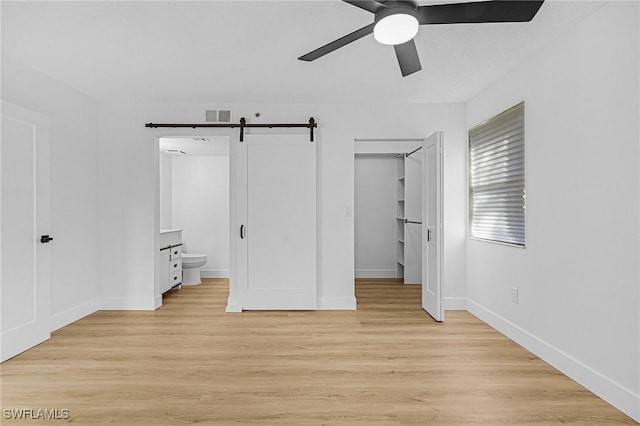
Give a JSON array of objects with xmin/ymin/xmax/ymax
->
[
  {"xmin": 40, "ymin": 235, "xmax": 53, "ymax": 244},
  {"xmin": 240, "ymin": 225, "xmax": 245, "ymax": 239},
  {"xmin": 427, "ymin": 229, "xmax": 431, "ymax": 242}
]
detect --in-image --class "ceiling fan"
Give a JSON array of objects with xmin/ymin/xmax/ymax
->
[{"xmin": 298, "ymin": 0, "xmax": 545, "ymax": 77}]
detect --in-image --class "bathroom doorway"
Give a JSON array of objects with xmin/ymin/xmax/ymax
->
[{"xmin": 158, "ymin": 136, "xmax": 231, "ymax": 293}]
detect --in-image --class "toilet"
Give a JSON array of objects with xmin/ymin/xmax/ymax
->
[{"xmin": 182, "ymin": 253, "xmax": 208, "ymax": 286}]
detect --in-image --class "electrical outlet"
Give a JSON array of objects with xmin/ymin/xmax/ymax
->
[{"xmin": 511, "ymin": 287, "xmax": 519, "ymax": 304}]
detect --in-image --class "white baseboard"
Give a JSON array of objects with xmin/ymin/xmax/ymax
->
[
  {"xmin": 317, "ymin": 296, "xmax": 357, "ymax": 310},
  {"xmin": 1, "ymin": 322, "xmax": 50, "ymax": 362},
  {"xmin": 444, "ymin": 297, "xmax": 467, "ymax": 310},
  {"xmin": 51, "ymin": 296, "xmax": 161, "ymax": 331},
  {"xmin": 201, "ymin": 269, "xmax": 230, "ymax": 279},
  {"xmin": 101, "ymin": 297, "xmax": 158, "ymax": 311},
  {"xmin": 467, "ymin": 298, "xmax": 640, "ymax": 422},
  {"xmin": 50, "ymin": 298, "xmax": 100, "ymax": 332},
  {"xmin": 225, "ymin": 297, "xmax": 242, "ymax": 313},
  {"xmin": 355, "ymin": 269, "xmax": 397, "ymax": 279}
]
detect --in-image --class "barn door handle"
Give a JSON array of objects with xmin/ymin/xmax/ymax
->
[
  {"xmin": 40, "ymin": 235, "xmax": 54, "ymax": 244},
  {"xmin": 240, "ymin": 225, "xmax": 245, "ymax": 239}
]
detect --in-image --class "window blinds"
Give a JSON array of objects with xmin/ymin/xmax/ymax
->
[{"xmin": 469, "ymin": 102, "xmax": 525, "ymax": 246}]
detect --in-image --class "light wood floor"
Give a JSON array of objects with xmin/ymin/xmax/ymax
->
[{"xmin": 1, "ymin": 278, "xmax": 635, "ymax": 425}]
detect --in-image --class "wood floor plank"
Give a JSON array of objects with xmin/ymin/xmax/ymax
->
[{"xmin": 0, "ymin": 279, "xmax": 635, "ymax": 425}]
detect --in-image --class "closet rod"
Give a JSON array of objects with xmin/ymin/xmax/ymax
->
[
  {"xmin": 145, "ymin": 117, "xmax": 317, "ymax": 142},
  {"xmin": 404, "ymin": 219, "xmax": 422, "ymax": 225},
  {"xmin": 406, "ymin": 146, "xmax": 423, "ymax": 157}
]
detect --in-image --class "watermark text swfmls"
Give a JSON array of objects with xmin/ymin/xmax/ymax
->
[{"xmin": 3, "ymin": 408, "xmax": 70, "ymax": 420}]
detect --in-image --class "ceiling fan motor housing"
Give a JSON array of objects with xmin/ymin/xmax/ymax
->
[
  {"xmin": 374, "ymin": 1, "xmax": 420, "ymax": 46},
  {"xmin": 374, "ymin": 1, "xmax": 418, "ymax": 25}
]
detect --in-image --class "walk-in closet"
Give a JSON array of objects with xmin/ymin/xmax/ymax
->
[{"xmin": 354, "ymin": 143, "xmax": 423, "ymax": 284}]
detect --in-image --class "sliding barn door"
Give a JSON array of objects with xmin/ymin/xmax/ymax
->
[
  {"xmin": 1, "ymin": 101, "xmax": 51, "ymax": 361},
  {"xmin": 237, "ymin": 134, "xmax": 316, "ymax": 310},
  {"xmin": 422, "ymin": 132, "xmax": 444, "ymax": 321}
]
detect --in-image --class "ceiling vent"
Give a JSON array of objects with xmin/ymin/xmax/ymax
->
[{"xmin": 205, "ymin": 109, "xmax": 232, "ymax": 123}]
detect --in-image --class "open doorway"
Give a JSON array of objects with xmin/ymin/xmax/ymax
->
[
  {"xmin": 353, "ymin": 139, "xmax": 423, "ymax": 315},
  {"xmin": 157, "ymin": 136, "xmax": 230, "ymax": 299},
  {"xmin": 354, "ymin": 137, "xmax": 444, "ymax": 321}
]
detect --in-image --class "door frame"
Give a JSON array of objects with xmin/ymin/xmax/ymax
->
[{"xmin": 353, "ymin": 138, "xmax": 444, "ymax": 308}]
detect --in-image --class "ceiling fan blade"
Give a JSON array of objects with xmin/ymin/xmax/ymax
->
[
  {"xmin": 394, "ymin": 39, "xmax": 422, "ymax": 77},
  {"xmin": 417, "ymin": 1, "xmax": 544, "ymax": 25},
  {"xmin": 343, "ymin": 0, "xmax": 386, "ymax": 14},
  {"xmin": 298, "ymin": 23, "xmax": 375, "ymax": 62}
]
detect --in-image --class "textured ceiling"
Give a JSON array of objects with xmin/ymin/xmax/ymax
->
[{"xmin": 1, "ymin": 0, "xmax": 605, "ymax": 103}]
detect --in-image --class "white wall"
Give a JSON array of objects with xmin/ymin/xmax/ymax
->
[
  {"xmin": 172, "ymin": 156, "xmax": 230, "ymax": 278},
  {"xmin": 1, "ymin": 58, "xmax": 100, "ymax": 330},
  {"xmin": 97, "ymin": 101, "xmax": 467, "ymax": 311},
  {"xmin": 354, "ymin": 155, "xmax": 397, "ymax": 278},
  {"xmin": 158, "ymin": 152, "xmax": 172, "ymax": 229},
  {"xmin": 466, "ymin": 3, "xmax": 639, "ymax": 421}
]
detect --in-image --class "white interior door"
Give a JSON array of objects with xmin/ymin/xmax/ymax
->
[
  {"xmin": 422, "ymin": 132, "xmax": 444, "ymax": 321},
  {"xmin": 1, "ymin": 101, "xmax": 51, "ymax": 362},
  {"xmin": 237, "ymin": 134, "xmax": 316, "ymax": 310}
]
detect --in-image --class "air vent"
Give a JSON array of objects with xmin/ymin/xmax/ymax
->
[
  {"xmin": 205, "ymin": 109, "xmax": 232, "ymax": 123},
  {"xmin": 218, "ymin": 110, "xmax": 231, "ymax": 123},
  {"xmin": 205, "ymin": 110, "xmax": 218, "ymax": 122}
]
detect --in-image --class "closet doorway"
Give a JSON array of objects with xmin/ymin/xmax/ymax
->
[{"xmin": 354, "ymin": 136, "xmax": 444, "ymax": 321}]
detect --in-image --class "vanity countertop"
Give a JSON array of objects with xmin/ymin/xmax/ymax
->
[
  {"xmin": 160, "ymin": 228, "xmax": 183, "ymax": 234},
  {"xmin": 160, "ymin": 229, "xmax": 182, "ymax": 249}
]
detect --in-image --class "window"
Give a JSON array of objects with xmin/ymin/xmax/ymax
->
[{"xmin": 469, "ymin": 102, "xmax": 525, "ymax": 247}]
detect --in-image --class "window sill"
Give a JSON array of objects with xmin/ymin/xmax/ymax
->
[{"xmin": 468, "ymin": 237, "xmax": 526, "ymax": 249}]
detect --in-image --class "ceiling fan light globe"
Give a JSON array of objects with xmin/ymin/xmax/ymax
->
[{"xmin": 373, "ymin": 13, "xmax": 419, "ymax": 45}]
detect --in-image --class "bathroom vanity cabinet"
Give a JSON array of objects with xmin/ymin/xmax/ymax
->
[{"xmin": 160, "ymin": 229, "xmax": 183, "ymax": 293}]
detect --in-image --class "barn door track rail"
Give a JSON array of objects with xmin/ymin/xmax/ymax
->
[{"xmin": 146, "ymin": 117, "xmax": 317, "ymax": 142}]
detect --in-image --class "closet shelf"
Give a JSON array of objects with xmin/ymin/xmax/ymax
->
[
  {"xmin": 396, "ymin": 217, "xmax": 405, "ymax": 221},
  {"xmin": 397, "ymin": 259, "xmax": 405, "ymax": 266},
  {"xmin": 398, "ymin": 176, "xmax": 405, "ymax": 181}
]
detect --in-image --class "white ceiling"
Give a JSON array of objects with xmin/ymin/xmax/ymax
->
[
  {"xmin": 1, "ymin": 0, "xmax": 605, "ymax": 104},
  {"xmin": 160, "ymin": 136, "xmax": 230, "ymax": 156}
]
